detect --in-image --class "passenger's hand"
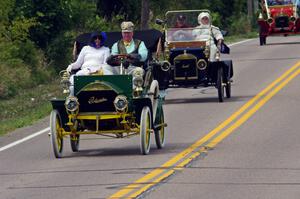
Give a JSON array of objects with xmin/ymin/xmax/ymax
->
[
  {"xmin": 66, "ymin": 65, "xmax": 73, "ymax": 74},
  {"xmin": 217, "ymin": 40, "xmax": 223, "ymax": 50}
]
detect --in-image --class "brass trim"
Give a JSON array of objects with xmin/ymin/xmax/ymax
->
[{"xmin": 174, "ymin": 76, "xmax": 198, "ymax": 80}]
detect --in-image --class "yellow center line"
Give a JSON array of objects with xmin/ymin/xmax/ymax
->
[
  {"xmin": 108, "ymin": 61, "xmax": 300, "ymax": 199},
  {"xmin": 207, "ymin": 67, "xmax": 300, "ymax": 148}
]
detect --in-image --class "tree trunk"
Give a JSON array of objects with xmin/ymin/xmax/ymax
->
[
  {"xmin": 141, "ymin": 0, "xmax": 149, "ymax": 30},
  {"xmin": 247, "ymin": 0, "xmax": 254, "ymax": 19}
]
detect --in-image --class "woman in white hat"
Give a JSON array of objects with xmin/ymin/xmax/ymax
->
[{"xmin": 192, "ymin": 12, "xmax": 224, "ymax": 61}]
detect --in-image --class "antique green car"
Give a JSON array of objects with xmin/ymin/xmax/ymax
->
[{"xmin": 50, "ymin": 30, "xmax": 167, "ymax": 158}]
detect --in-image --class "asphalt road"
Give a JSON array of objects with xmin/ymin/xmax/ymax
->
[{"xmin": 1, "ymin": 36, "xmax": 300, "ymax": 199}]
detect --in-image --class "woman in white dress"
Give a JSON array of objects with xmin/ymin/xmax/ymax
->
[
  {"xmin": 192, "ymin": 12, "xmax": 224, "ymax": 61},
  {"xmin": 66, "ymin": 31, "xmax": 111, "ymax": 95}
]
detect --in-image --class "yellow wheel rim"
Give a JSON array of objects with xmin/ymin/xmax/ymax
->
[{"xmin": 56, "ymin": 116, "xmax": 63, "ymax": 151}]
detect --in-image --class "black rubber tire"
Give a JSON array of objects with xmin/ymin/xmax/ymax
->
[
  {"xmin": 154, "ymin": 107, "xmax": 165, "ymax": 149},
  {"xmin": 217, "ymin": 67, "xmax": 224, "ymax": 103},
  {"xmin": 225, "ymin": 81, "xmax": 231, "ymax": 98}
]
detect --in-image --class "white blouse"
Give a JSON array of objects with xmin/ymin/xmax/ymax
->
[{"xmin": 69, "ymin": 45, "xmax": 110, "ymax": 73}]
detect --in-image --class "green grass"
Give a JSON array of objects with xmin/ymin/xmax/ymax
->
[
  {"xmin": 225, "ymin": 32, "xmax": 257, "ymax": 44},
  {"xmin": 0, "ymin": 79, "xmax": 64, "ymax": 136}
]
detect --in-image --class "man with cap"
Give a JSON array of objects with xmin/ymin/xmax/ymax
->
[
  {"xmin": 192, "ymin": 12, "xmax": 224, "ymax": 61},
  {"xmin": 168, "ymin": 14, "xmax": 193, "ymax": 41},
  {"xmin": 109, "ymin": 21, "xmax": 148, "ymax": 74},
  {"xmin": 174, "ymin": 14, "xmax": 190, "ymax": 28}
]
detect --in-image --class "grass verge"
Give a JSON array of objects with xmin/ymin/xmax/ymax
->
[
  {"xmin": 225, "ymin": 32, "xmax": 257, "ymax": 44},
  {"xmin": 0, "ymin": 78, "xmax": 64, "ymax": 136}
]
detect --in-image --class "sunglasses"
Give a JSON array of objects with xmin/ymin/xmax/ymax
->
[{"xmin": 93, "ymin": 36, "xmax": 101, "ymax": 40}]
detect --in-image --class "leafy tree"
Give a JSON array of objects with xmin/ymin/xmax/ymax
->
[
  {"xmin": 14, "ymin": 0, "xmax": 73, "ymax": 49},
  {"xmin": 96, "ymin": 0, "xmax": 141, "ymax": 24}
]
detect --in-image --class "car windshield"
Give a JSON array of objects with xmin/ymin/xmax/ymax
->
[
  {"xmin": 165, "ymin": 10, "xmax": 213, "ymax": 42},
  {"xmin": 266, "ymin": 0, "xmax": 295, "ymax": 6}
]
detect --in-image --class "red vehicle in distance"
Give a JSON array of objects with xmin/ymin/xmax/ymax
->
[{"xmin": 257, "ymin": 0, "xmax": 300, "ymax": 45}]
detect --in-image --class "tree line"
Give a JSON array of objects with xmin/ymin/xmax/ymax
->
[{"xmin": 0, "ymin": 0, "xmax": 251, "ymax": 99}]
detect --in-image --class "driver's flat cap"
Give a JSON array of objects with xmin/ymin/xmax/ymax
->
[{"xmin": 121, "ymin": 21, "xmax": 134, "ymax": 32}]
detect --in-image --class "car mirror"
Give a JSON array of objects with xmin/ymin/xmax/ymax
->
[{"xmin": 155, "ymin": 18, "xmax": 165, "ymax": 25}]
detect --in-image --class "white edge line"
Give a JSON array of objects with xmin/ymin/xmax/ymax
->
[
  {"xmin": 0, "ymin": 127, "xmax": 50, "ymax": 152},
  {"xmin": 228, "ymin": 39, "xmax": 254, "ymax": 47},
  {"xmin": 0, "ymin": 39, "xmax": 254, "ymax": 153}
]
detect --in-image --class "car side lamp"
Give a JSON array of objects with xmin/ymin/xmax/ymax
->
[
  {"xmin": 132, "ymin": 67, "xmax": 144, "ymax": 94},
  {"xmin": 59, "ymin": 70, "xmax": 71, "ymax": 94},
  {"xmin": 204, "ymin": 45, "xmax": 209, "ymax": 58}
]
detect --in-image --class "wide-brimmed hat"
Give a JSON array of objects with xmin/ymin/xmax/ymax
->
[
  {"xmin": 89, "ymin": 31, "xmax": 107, "ymax": 47},
  {"xmin": 121, "ymin": 21, "xmax": 134, "ymax": 32}
]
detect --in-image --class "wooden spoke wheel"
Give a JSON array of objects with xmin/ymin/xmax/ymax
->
[
  {"xmin": 50, "ymin": 110, "xmax": 64, "ymax": 158},
  {"xmin": 140, "ymin": 106, "xmax": 152, "ymax": 155}
]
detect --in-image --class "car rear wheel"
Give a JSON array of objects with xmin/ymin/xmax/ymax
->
[
  {"xmin": 50, "ymin": 110, "xmax": 64, "ymax": 158},
  {"xmin": 154, "ymin": 107, "xmax": 165, "ymax": 149},
  {"xmin": 149, "ymin": 80, "xmax": 159, "ymax": 120},
  {"xmin": 225, "ymin": 81, "xmax": 231, "ymax": 98},
  {"xmin": 140, "ymin": 106, "xmax": 152, "ymax": 155},
  {"xmin": 217, "ymin": 67, "xmax": 224, "ymax": 102},
  {"xmin": 70, "ymin": 134, "xmax": 80, "ymax": 152}
]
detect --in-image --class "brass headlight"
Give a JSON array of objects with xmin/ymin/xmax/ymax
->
[
  {"xmin": 197, "ymin": 59, "xmax": 207, "ymax": 70},
  {"xmin": 161, "ymin": 61, "xmax": 171, "ymax": 72},
  {"xmin": 290, "ymin": 16, "xmax": 296, "ymax": 22},
  {"xmin": 65, "ymin": 96, "xmax": 79, "ymax": 112},
  {"xmin": 267, "ymin": 18, "xmax": 274, "ymax": 24},
  {"xmin": 114, "ymin": 95, "xmax": 128, "ymax": 112}
]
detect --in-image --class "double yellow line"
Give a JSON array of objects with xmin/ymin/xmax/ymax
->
[{"xmin": 108, "ymin": 61, "xmax": 300, "ymax": 199}]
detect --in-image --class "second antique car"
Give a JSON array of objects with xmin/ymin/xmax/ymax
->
[
  {"xmin": 50, "ymin": 29, "xmax": 167, "ymax": 158},
  {"xmin": 156, "ymin": 9, "xmax": 233, "ymax": 102},
  {"xmin": 258, "ymin": 0, "xmax": 300, "ymax": 45}
]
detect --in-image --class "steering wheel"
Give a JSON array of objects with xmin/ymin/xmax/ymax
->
[
  {"xmin": 107, "ymin": 53, "xmax": 141, "ymax": 67},
  {"xmin": 173, "ymin": 30, "xmax": 192, "ymax": 41}
]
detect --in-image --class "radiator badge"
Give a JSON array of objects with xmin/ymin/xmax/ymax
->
[
  {"xmin": 88, "ymin": 97, "xmax": 107, "ymax": 104},
  {"xmin": 182, "ymin": 64, "xmax": 190, "ymax": 68}
]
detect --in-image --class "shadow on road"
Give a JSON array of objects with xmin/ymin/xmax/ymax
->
[
  {"xmin": 165, "ymin": 95, "xmax": 254, "ymax": 105},
  {"xmin": 266, "ymin": 41, "xmax": 300, "ymax": 46}
]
